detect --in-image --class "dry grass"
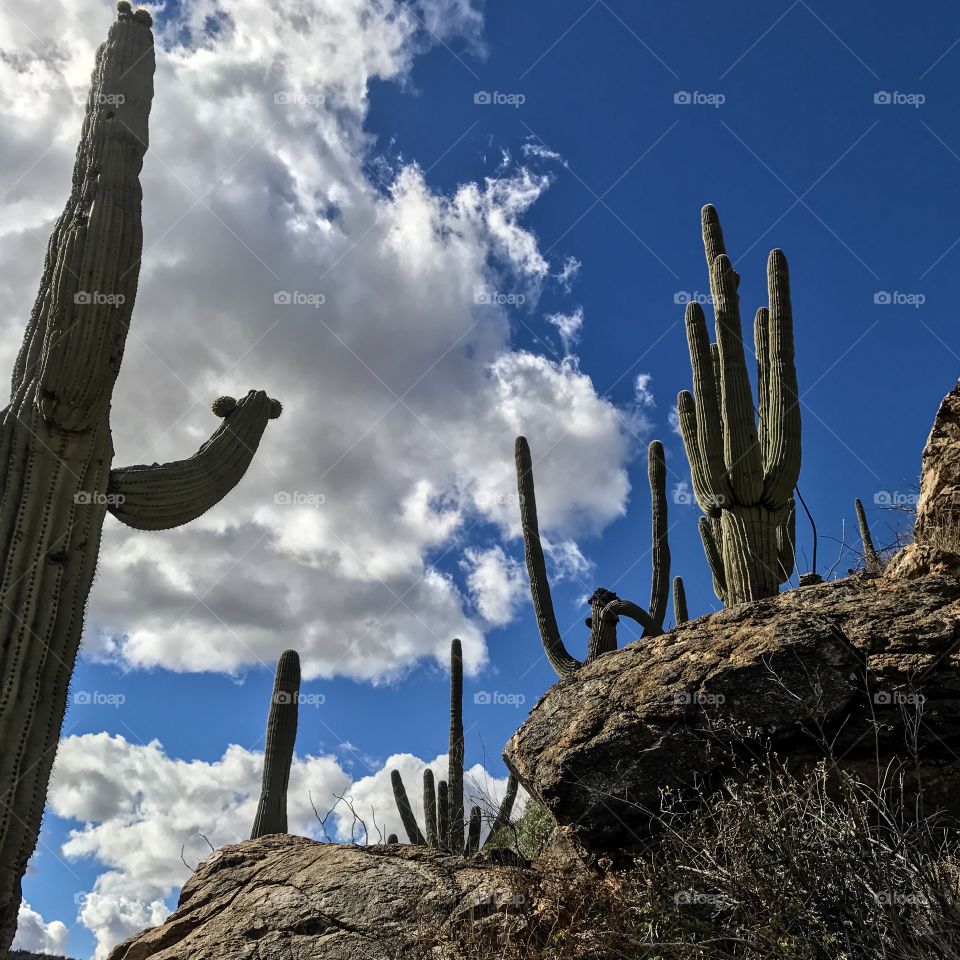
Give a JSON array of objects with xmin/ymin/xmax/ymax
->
[{"xmin": 419, "ymin": 759, "xmax": 960, "ymax": 959}]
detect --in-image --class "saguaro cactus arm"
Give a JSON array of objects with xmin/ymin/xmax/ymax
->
[
  {"xmin": 107, "ymin": 392, "xmax": 281, "ymax": 530},
  {"xmin": 251, "ymin": 650, "xmax": 300, "ymax": 839},
  {"xmin": 762, "ymin": 250, "xmax": 802, "ymax": 506},
  {"xmin": 515, "ymin": 437, "xmax": 582, "ymax": 676},
  {"xmin": 423, "ymin": 769, "xmax": 439, "ymax": 848},
  {"xmin": 390, "ymin": 770, "xmax": 425, "ymax": 845},
  {"xmin": 647, "ymin": 440, "xmax": 670, "ymax": 630}
]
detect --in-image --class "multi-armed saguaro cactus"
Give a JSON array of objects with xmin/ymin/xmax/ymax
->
[
  {"xmin": 0, "ymin": 6, "xmax": 279, "ymax": 947},
  {"xmin": 391, "ymin": 639, "xmax": 518, "ymax": 853},
  {"xmin": 515, "ymin": 437, "xmax": 671, "ymax": 676},
  {"xmin": 676, "ymin": 205, "xmax": 800, "ymax": 606},
  {"xmin": 251, "ymin": 650, "xmax": 301, "ymax": 839}
]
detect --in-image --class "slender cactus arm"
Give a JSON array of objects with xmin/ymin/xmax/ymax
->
[
  {"xmin": 599, "ymin": 598, "xmax": 661, "ymax": 637},
  {"xmin": 515, "ymin": 436, "xmax": 582, "ymax": 676},
  {"xmin": 391, "ymin": 769, "xmax": 425, "ymax": 845},
  {"xmin": 107, "ymin": 390, "xmax": 281, "ymax": 530},
  {"xmin": 762, "ymin": 249, "xmax": 802, "ymax": 506},
  {"xmin": 647, "ymin": 441, "xmax": 670, "ymax": 631},
  {"xmin": 483, "ymin": 772, "xmax": 519, "ymax": 848},
  {"xmin": 699, "ymin": 516, "xmax": 727, "ymax": 602},
  {"xmin": 855, "ymin": 497, "xmax": 881, "ymax": 574}
]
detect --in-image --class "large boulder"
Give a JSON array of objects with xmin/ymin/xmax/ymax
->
[
  {"xmin": 888, "ymin": 378, "xmax": 960, "ymax": 578},
  {"xmin": 504, "ymin": 573, "xmax": 960, "ymax": 854},
  {"xmin": 106, "ymin": 835, "xmax": 532, "ymax": 960}
]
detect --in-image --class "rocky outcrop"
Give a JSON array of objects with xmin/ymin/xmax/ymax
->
[
  {"xmin": 888, "ymin": 378, "xmax": 960, "ymax": 578},
  {"xmin": 505, "ymin": 573, "xmax": 960, "ymax": 855},
  {"xmin": 106, "ymin": 835, "xmax": 532, "ymax": 960}
]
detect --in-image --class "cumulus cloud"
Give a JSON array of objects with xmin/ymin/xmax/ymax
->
[
  {"xmin": 12, "ymin": 902, "xmax": 69, "ymax": 956},
  {"xmin": 0, "ymin": 0, "xmax": 635, "ymax": 684},
  {"xmin": 546, "ymin": 307, "xmax": 584, "ymax": 355},
  {"xmin": 47, "ymin": 733, "xmax": 512, "ymax": 956},
  {"xmin": 461, "ymin": 545, "xmax": 525, "ymax": 625}
]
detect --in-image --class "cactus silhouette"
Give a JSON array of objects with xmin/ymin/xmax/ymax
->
[
  {"xmin": 677, "ymin": 205, "xmax": 801, "ymax": 605},
  {"xmin": 251, "ymin": 650, "xmax": 301, "ymax": 839},
  {"xmin": 515, "ymin": 437, "xmax": 670, "ymax": 676},
  {"xmin": 391, "ymin": 639, "xmax": 470, "ymax": 851},
  {"xmin": 0, "ymin": 6, "xmax": 279, "ymax": 945}
]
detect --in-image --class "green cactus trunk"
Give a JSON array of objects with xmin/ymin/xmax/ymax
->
[
  {"xmin": 423, "ymin": 769, "xmax": 439, "ymax": 848},
  {"xmin": 251, "ymin": 650, "xmax": 301, "ymax": 839},
  {"xmin": 0, "ymin": 7, "xmax": 278, "ymax": 948}
]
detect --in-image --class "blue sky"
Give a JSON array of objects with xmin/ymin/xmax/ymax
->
[{"xmin": 7, "ymin": 0, "xmax": 960, "ymax": 956}]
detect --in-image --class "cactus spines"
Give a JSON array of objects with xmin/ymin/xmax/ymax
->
[
  {"xmin": 677, "ymin": 205, "xmax": 801, "ymax": 606},
  {"xmin": 0, "ymin": 11, "xmax": 279, "ymax": 944},
  {"xmin": 251, "ymin": 650, "xmax": 300, "ymax": 839},
  {"xmin": 855, "ymin": 497, "xmax": 882, "ymax": 575},
  {"xmin": 423, "ymin": 768, "xmax": 439, "ymax": 848},
  {"xmin": 515, "ymin": 436, "xmax": 668, "ymax": 676},
  {"xmin": 673, "ymin": 576, "xmax": 688, "ymax": 625},
  {"xmin": 391, "ymin": 769, "xmax": 425, "ymax": 845},
  {"xmin": 466, "ymin": 806, "xmax": 482, "ymax": 853}
]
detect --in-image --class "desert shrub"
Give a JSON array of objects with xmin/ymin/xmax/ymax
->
[{"xmin": 423, "ymin": 759, "xmax": 960, "ymax": 959}]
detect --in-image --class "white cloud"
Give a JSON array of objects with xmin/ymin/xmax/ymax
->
[
  {"xmin": 555, "ymin": 255, "xmax": 581, "ymax": 291},
  {"xmin": 12, "ymin": 902, "xmax": 69, "ymax": 956},
  {"xmin": 46, "ymin": 733, "xmax": 514, "ymax": 957},
  {"xmin": 461, "ymin": 545, "xmax": 525, "ymax": 625},
  {"xmin": 0, "ymin": 0, "xmax": 636, "ymax": 684},
  {"xmin": 546, "ymin": 307, "xmax": 584, "ymax": 355},
  {"xmin": 634, "ymin": 373, "xmax": 656, "ymax": 408}
]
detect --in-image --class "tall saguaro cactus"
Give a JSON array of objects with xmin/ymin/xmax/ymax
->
[
  {"xmin": 0, "ymin": 6, "xmax": 279, "ymax": 947},
  {"xmin": 515, "ymin": 437, "xmax": 670, "ymax": 676},
  {"xmin": 677, "ymin": 205, "xmax": 801, "ymax": 605},
  {"xmin": 251, "ymin": 650, "xmax": 301, "ymax": 839}
]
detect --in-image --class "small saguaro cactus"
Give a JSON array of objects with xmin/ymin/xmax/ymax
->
[
  {"xmin": 515, "ymin": 437, "xmax": 671, "ymax": 676},
  {"xmin": 855, "ymin": 497, "xmax": 882, "ymax": 575},
  {"xmin": 251, "ymin": 651, "xmax": 301, "ymax": 839},
  {"xmin": 677, "ymin": 205, "xmax": 801, "ymax": 606},
  {"xmin": 0, "ymin": 6, "xmax": 280, "ymax": 947},
  {"xmin": 673, "ymin": 576, "xmax": 688, "ymax": 625}
]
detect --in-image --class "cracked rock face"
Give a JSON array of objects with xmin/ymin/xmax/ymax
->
[
  {"xmin": 106, "ymin": 836, "xmax": 531, "ymax": 960},
  {"xmin": 504, "ymin": 574, "xmax": 960, "ymax": 855},
  {"xmin": 888, "ymin": 378, "xmax": 960, "ymax": 578}
]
